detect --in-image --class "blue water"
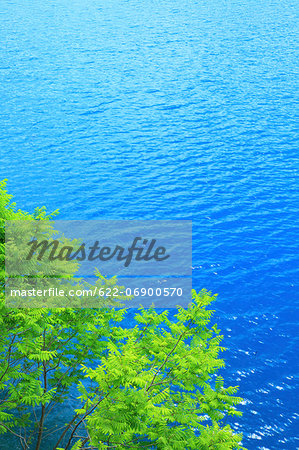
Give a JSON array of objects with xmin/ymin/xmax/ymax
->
[{"xmin": 1, "ymin": 0, "xmax": 298, "ymax": 448}]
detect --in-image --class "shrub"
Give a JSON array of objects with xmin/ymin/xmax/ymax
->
[{"xmin": 0, "ymin": 180, "xmax": 245, "ymax": 449}]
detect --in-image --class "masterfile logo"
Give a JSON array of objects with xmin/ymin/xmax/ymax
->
[{"xmin": 26, "ymin": 237, "xmax": 170, "ymax": 267}]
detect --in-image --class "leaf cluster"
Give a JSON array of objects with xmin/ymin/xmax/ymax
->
[{"xmin": 0, "ymin": 180, "xmax": 246, "ymax": 450}]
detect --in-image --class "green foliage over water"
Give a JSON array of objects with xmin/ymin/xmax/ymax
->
[{"xmin": 0, "ymin": 180, "xmax": 245, "ymax": 449}]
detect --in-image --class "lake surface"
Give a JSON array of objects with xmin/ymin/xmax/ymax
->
[{"xmin": 1, "ymin": 0, "xmax": 298, "ymax": 448}]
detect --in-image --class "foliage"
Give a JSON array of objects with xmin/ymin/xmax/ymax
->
[{"xmin": 0, "ymin": 180, "xmax": 246, "ymax": 449}]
